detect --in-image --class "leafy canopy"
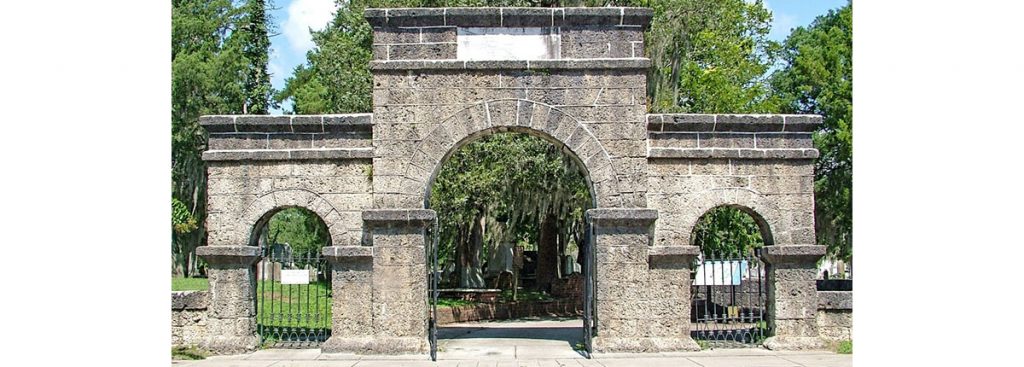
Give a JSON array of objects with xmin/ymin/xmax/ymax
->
[{"xmin": 771, "ymin": 3, "xmax": 852, "ymax": 262}]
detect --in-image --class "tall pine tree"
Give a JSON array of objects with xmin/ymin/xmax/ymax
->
[{"xmin": 171, "ymin": 0, "xmax": 274, "ymax": 276}]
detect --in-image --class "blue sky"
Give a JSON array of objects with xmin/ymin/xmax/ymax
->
[{"xmin": 267, "ymin": 0, "xmax": 849, "ymax": 114}]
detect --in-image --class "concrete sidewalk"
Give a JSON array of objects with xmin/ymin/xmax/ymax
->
[
  {"xmin": 172, "ymin": 348, "xmax": 851, "ymax": 367},
  {"xmin": 175, "ymin": 319, "xmax": 850, "ymax": 366}
]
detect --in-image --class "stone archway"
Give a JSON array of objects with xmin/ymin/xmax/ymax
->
[
  {"xmin": 410, "ymin": 99, "xmax": 622, "ymax": 209},
  {"xmin": 238, "ymin": 189, "xmax": 343, "ymax": 246},
  {"xmin": 418, "ymin": 106, "xmax": 602, "ymax": 359},
  {"xmin": 681, "ymin": 188, "xmax": 789, "ymax": 247}
]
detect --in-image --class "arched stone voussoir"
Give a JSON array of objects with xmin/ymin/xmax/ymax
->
[
  {"xmin": 685, "ymin": 187, "xmax": 790, "ymax": 246},
  {"xmin": 414, "ymin": 99, "xmax": 623, "ymax": 208},
  {"xmin": 236, "ymin": 189, "xmax": 340, "ymax": 246}
]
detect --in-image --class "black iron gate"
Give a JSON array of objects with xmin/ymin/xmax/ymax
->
[
  {"xmin": 256, "ymin": 245, "xmax": 332, "ymax": 348},
  {"xmin": 690, "ymin": 248, "xmax": 768, "ymax": 348},
  {"xmin": 428, "ymin": 219, "xmax": 440, "ymax": 361},
  {"xmin": 582, "ymin": 220, "xmax": 596, "ymax": 357}
]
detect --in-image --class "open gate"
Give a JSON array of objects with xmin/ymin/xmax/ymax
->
[
  {"xmin": 690, "ymin": 248, "xmax": 768, "ymax": 348},
  {"xmin": 256, "ymin": 245, "xmax": 332, "ymax": 348},
  {"xmin": 428, "ymin": 219, "xmax": 439, "ymax": 361},
  {"xmin": 582, "ymin": 220, "xmax": 596, "ymax": 357}
]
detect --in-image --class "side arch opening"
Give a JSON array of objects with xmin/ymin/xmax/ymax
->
[
  {"xmin": 689, "ymin": 205, "xmax": 772, "ymax": 348},
  {"xmin": 250, "ymin": 206, "xmax": 333, "ymax": 347}
]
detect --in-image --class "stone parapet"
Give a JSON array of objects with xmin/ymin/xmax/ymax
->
[
  {"xmin": 200, "ymin": 114, "xmax": 373, "ymax": 157},
  {"xmin": 647, "ymin": 114, "xmax": 819, "ymax": 157},
  {"xmin": 370, "ymin": 58, "xmax": 651, "ymax": 71},
  {"xmin": 365, "ymin": 7, "xmax": 653, "ymax": 29},
  {"xmin": 647, "ymin": 114, "xmax": 821, "ymax": 133},
  {"xmin": 648, "ymin": 147, "xmax": 819, "ymax": 160},
  {"xmin": 203, "ymin": 148, "xmax": 374, "ymax": 162},
  {"xmin": 200, "ymin": 114, "xmax": 372, "ymax": 133}
]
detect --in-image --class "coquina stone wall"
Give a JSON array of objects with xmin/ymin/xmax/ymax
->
[
  {"xmin": 193, "ymin": 6, "xmax": 832, "ymax": 356},
  {"xmin": 172, "ymin": 291, "xmax": 210, "ymax": 348},
  {"xmin": 817, "ymin": 291, "xmax": 853, "ymax": 342}
]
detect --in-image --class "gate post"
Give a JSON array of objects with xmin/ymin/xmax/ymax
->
[
  {"xmin": 323, "ymin": 209, "xmax": 435, "ymax": 354},
  {"xmin": 588, "ymin": 208, "xmax": 701, "ymax": 353},
  {"xmin": 760, "ymin": 245, "xmax": 827, "ymax": 350},
  {"xmin": 195, "ymin": 245, "xmax": 261, "ymax": 354},
  {"xmin": 321, "ymin": 246, "xmax": 374, "ymax": 353}
]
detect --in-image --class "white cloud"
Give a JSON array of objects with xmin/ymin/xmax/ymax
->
[{"xmin": 282, "ymin": 0, "xmax": 339, "ymax": 54}]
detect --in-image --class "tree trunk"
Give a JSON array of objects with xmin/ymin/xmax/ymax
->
[
  {"xmin": 457, "ymin": 209, "xmax": 486, "ymax": 288},
  {"xmin": 536, "ymin": 213, "xmax": 559, "ymax": 292}
]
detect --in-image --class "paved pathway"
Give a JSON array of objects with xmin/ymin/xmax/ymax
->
[{"xmin": 174, "ymin": 319, "xmax": 851, "ymax": 367}]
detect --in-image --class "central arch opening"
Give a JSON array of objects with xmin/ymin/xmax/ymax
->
[{"xmin": 425, "ymin": 130, "xmax": 595, "ymax": 359}]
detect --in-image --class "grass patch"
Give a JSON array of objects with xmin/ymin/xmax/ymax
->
[
  {"xmin": 500, "ymin": 289, "xmax": 553, "ymax": 302},
  {"xmin": 836, "ymin": 340, "xmax": 852, "ymax": 354},
  {"xmin": 171, "ymin": 346, "xmax": 207, "ymax": 360},
  {"xmin": 696, "ymin": 340, "xmax": 710, "ymax": 350},
  {"xmin": 172, "ymin": 277, "xmax": 209, "ymax": 291},
  {"xmin": 436, "ymin": 298, "xmax": 477, "ymax": 308},
  {"xmin": 256, "ymin": 280, "xmax": 332, "ymax": 330}
]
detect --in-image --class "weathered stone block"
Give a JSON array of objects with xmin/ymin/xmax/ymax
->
[
  {"xmin": 388, "ymin": 43, "xmax": 456, "ymax": 60},
  {"xmin": 374, "ymin": 27, "xmax": 420, "ymax": 44}
]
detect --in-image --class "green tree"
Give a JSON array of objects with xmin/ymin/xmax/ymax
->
[
  {"xmin": 171, "ymin": 0, "xmax": 274, "ymax": 276},
  {"xmin": 430, "ymin": 133, "xmax": 591, "ymax": 289},
  {"xmin": 692, "ymin": 207, "xmax": 764, "ymax": 256},
  {"xmin": 645, "ymin": 0, "xmax": 780, "ymax": 113},
  {"xmin": 256, "ymin": 207, "xmax": 332, "ymax": 255},
  {"xmin": 235, "ymin": 0, "xmax": 276, "ymax": 114},
  {"xmin": 771, "ymin": 3, "xmax": 852, "ymax": 263}
]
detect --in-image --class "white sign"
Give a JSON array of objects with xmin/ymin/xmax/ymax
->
[
  {"xmin": 281, "ymin": 269, "xmax": 310, "ymax": 285},
  {"xmin": 457, "ymin": 27, "xmax": 560, "ymax": 60},
  {"xmin": 693, "ymin": 260, "xmax": 749, "ymax": 286}
]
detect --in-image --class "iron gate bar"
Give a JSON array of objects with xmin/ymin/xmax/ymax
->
[
  {"xmin": 691, "ymin": 249, "xmax": 767, "ymax": 348},
  {"xmin": 429, "ymin": 218, "xmax": 439, "ymax": 361},
  {"xmin": 257, "ymin": 247, "xmax": 332, "ymax": 348},
  {"xmin": 583, "ymin": 219, "xmax": 594, "ymax": 358}
]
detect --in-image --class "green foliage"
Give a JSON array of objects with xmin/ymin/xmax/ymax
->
[
  {"xmin": 172, "ymin": 197, "xmax": 199, "ymax": 234},
  {"xmin": 430, "ymin": 133, "xmax": 591, "ymax": 282},
  {"xmin": 264, "ymin": 207, "xmax": 331, "ymax": 254},
  {"xmin": 436, "ymin": 298, "xmax": 477, "ymax": 308},
  {"xmin": 693, "ymin": 206, "xmax": 764, "ymax": 255},
  {"xmin": 836, "ymin": 339, "xmax": 852, "ymax": 354},
  {"xmin": 771, "ymin": 3, "xmax": 852, "ymax": 263},
  {"xmin": 645, "ymin": 0, "xmax": 780, "ymax": 113},
  {"xmin": 172, "ymin": 0, "xmax": 274, "ymax": 276},
  {"xmin": 171, "ymin": 346, "xmax": 208, "ymax": 360},
  {"xmin": 172, "ymin": 277, "xmax": 210, "ymax": 291},
  {"xmin": 234, "ymin": 0, "xmax": 276, "ymax": 114}
]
